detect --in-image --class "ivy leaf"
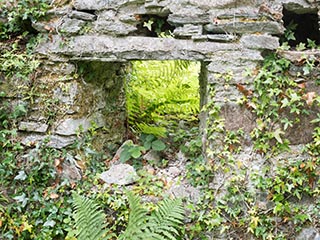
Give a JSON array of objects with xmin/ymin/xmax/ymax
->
[
  {"xmin": 14, "ymin": 170, "xmax": 27, "ymax": 181},
  {"xmin": 143, "ymin": 20, "xmax": 154, "ymax": 31},
  {"xmin": 13, "ymin": 193, "xmax": 29, "ymax": 208},
  {"xmin": 151, "ymin": 140, "xmax": 166, "ymax": 151},
  {"xmin": 272, "ymin": 129, "xmax": 284, "ymax": 144},
  {"xmin": 43, "ymin": 219, "xmax": 56, "ymax": 227}
]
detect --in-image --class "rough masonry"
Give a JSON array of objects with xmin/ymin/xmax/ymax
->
[{"xmin": 2, "ymin": 0, "xmax": 319, "ymax": 238}]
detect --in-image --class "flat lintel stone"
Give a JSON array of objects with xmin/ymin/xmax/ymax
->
[{"xmin": 36, "ymin": 35, "xmax": 241, "ymax": 61}]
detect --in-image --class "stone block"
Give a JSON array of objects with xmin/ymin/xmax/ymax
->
[
  {"xmin": 173, "ymin": 24, "xmax": 203, "ymax": 38},
  {"xmin": 240, "ymin": 34, "xmax": 279, "ymax": 50},
  {"xmin": 69, "ymin": 11, "xmax": 97, "ymax": 21},
  {"xmin": 55, "ymin": 113, "xmax": 106, "ymax": 136},
  {"xmin": 100, "ymin": 164, "xmax": 139, "ymax": 185},
  {"xmin": 94, "ymin": 20, "xmax": 137, "ymax": 35},
  {"xmin": 220, "ymin": 103, "xmax": 256, "ymax": 133},
  {"xmin": 207, "ymin": 34, "xmax": 238, "ymax": 42},
  {"xmin": 21, "ymin": 134, "xmax": 76, "ymax": 149},
  {"xmin": 58, "ymin": 18, "xmax": 86, "ymax": 34},
  {"xmin": 205, "ymin": 21, "xmax": 285, "ymax": 35},
  {"xmin": 19, "ymin": 122, "xmax": 49, "ymax": 133}
]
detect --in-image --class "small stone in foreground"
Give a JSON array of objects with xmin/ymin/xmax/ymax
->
[{"xmin": 100, "ymin": 164, "xmax": 139, "ymax": 185}]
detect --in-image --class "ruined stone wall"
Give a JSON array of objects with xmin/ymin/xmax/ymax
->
[
  {"xmin": 26, "ymin": 0, "xmax": 319, "ymax": 151},
  {"xmin": 3, "ymin": 0, "xmax": 319, "ymax": 238}
]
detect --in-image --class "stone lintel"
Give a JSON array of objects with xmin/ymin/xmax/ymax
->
[{"xmin": 36, "ymin": 35, "xmax": 242, "ymax": 61}]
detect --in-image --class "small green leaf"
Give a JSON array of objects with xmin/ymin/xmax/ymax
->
[
  {"xmin": 120, "ymin": 150, "xmax": 132, "ymax": 162},
  {"xmin": 151, "ymin": 139, "xmax": 166, "ymax": 151},
  {"xmin": 130, "ymin": 147, "xmax": 142, "ymax": 158}
]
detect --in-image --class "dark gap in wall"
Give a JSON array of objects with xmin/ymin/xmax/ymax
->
[
  {"xmin": 133, "ymin": 14, "xmax": 175, "ymax": 37},
  {"xmin": 282, "ymin": 8, "xmax": 320, "ymax": 47}
]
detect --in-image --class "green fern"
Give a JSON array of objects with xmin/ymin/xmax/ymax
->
[
  {"xmin": 71, "ymin": 192, "xmax": 185, "ymax": 240},
  {"xmin": 119, "ymin": 192, "xmax": 184, "ymax": 240},
  {"xmin": 72, "ymin": 193, "xmax": 111, "ymax": 240},
  {"xmin": 126, "ymin": 60, "xmax": 200, "ymax": 136}
]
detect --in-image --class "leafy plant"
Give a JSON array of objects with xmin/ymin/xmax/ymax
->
[
  {"xmin": 120, "ymin": 135, "xmax": 166, "ymax": 163},
  {"xmin": 70, "ymin": 191, "xmax": 185, "ymax": 240},
  {"xmin": 126, "ymin": 60, "xmax": 200, "ymax": 137},
  {"xmin": 72, "ymin": 193, "xmax": 111, "ymax": 240}
]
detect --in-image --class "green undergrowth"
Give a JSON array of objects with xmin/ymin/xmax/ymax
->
[
  {"xmin": 126, "ymin": 60, "xmax": 200, "ymax": 137},
  {"xmin": 186, "ymin": 45, "xmax": 320, "ymax": 239},
  {"xmin": 1, "ymin": 2, "xmax": 320, "ymax": 239}
]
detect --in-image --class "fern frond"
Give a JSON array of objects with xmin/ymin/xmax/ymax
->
[
  {"xmin": 147, "ymin": 198, "xmax": 185, "ymax": 238},
  {"xmin": 118, "ymin": 191, "xmax": 148, "ymax": 240},
  {"xmin": 72, "ymin": 193, "xmax": 109, "ymax": 240}
]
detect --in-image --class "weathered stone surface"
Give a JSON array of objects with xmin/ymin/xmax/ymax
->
[
  {"xmin": 143, "ymin": 150, "xmax": 161, "ymax": 163},
  {"xmin": 278, "ymin": 50, "xmax": 320, "ymax": 62},
  {"xmin": 205, "ymin": 21, "xmax": 285, "ymax": 35},
  {"xmin": 94, "ymin": 20, "xmax": 137, "ymax": 35},
  {"xmin": 281, "ymin": 0, "xmax": 317, "ymax": 14},
  {"xmin": 73, "ymin": 0, "xmax": 110, "ymax": 10},
  {"xmin": 207, "ymin": 34, "xmax": 238, "ymax": 42},
  {"xmin": 173, "ymin": 24, "xmax": 203, "ymax": 38},
  {"xmin": 220, "ymin": 103, "xmax": 256, "ymax": 133},
  {"xmin": 61, "ymin": 154, "xmax": 82, "ymax": 181},
  {"xmin": 19, "ymin": 122, "xmax": 49, "ymax": 133},
  {"xmin": 37, "ymin": 35, "xmax": 240, "ymax": 61},
  {"xmin": 240, "ymin": 34, "xmax": 279, "ymax": 50},
  {"xmin": 73, "ymin": 0, "xmax": 143, "ymax": 10},
  {"xmin": 53, "ymin": 82, "xmax": 78, "ymax": 105},
  {"xmin": 100, "ymin": 164, "xmax": 139, "ymax": 185},
  {"xmin": 296, "ymin": 227, "xmax": 320, "ymax": 240},
  {"xmin": 58, "ymin": 18, "xmax": 86, "ymax": 34},
  {"xmin": 21, "ymin": 135, "xmax": 76, "ymax": 149},
  {"xmin": 167, "ymin": 184, "xmax": 201, "ymax": 202},
  {"xmin": 55, "ymin": 113, "xmax": 106, "ymax": 136},
  {"xmin": 69, "ymin": 11, "xmax": 97, "ymax": 21}
]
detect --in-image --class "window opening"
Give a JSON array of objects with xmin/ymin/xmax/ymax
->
[
  {"xmin": 282, "ymin": 8, "xmax": 320, "ymax": 47},
  {"xmin": 125, "ymin": 60, "xmax": 201, "ymax": 138}
]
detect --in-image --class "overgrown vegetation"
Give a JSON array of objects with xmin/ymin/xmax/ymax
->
[
  {"xmin": 1, "ymin": 2, "xmax": 320, "ymax": 240},
  {"xmin": 126, "ymin": 60, "xmax": 200, "ymax": 137}
]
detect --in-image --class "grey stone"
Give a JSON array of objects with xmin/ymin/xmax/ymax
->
[
  {"xmin": 207, "ymin": 34, "xmax": 238, "ymax": 42},
  {"xmin": 111, "ymin": 140, "xmax": 134, "ymax": 164},
  {"xmin": 240, "ymin": 34, "xmax": 279, "ymax": 50},
  {"xmin": 73, "ymin": 0, "xmax": 140, "ymax": 10},
  {"xmin": 69, "ymin": 11, "xmax": 97, "ymax": 21},
  {"xmin": 73, "ymin": 0, "xmax": 111, "ymax": 10},
  {"xmin": 58, "ymin": 18, "xmax": 85, "ymax": 34},
  {"xmin": 53, "ymin": 82, "xmax": 78, "ymax": 105},
  {"xmin": 173, "ymin": 24, "xmax": 203, "ymax": 38},
  {"xmin": 204, "ymin": 21, "xmax": 285, "ymax": 35},
  {"xmin": 281, "ymin": 0, "xmax": 317, "ymax": 14},
  {"xmin": 296, "ymin": 227, "xmax": 320, "ymax": 240},
  {"xmin": 168, "ymin": 12, "xmax": 210, "ymax": 26},
  {"xmin": 167, "ymin": 183, "xmax": 201, "ymax": 203},
  {"xmin": 47, "ymin": 135, "xmax": 76, "ymax": 149},
  {"xmin": 55, "ymin": 113, "xmax": 106, "ymax": 136},
  {"xmin": 94, "ymin": 20, "xmax": 137, "ymax": 35},
  {"xmin": 21, "ymin": 135, "xmax": 76, "ymax": 149},
  {"xmin": 278, "ymin": 50, "xmax": 320, "ymax": 62},
  {"xmin": 143, "ymin": 150, "xmax": 161, "ymax": 163},
  {"xmin": 61, "ymin": 154, "xmax": 82, "ymax": 181},
  {"xmin": 36, "ymin": 35, "xmax": 240, "ymax": 61},
  {"xmin": 100, "ymin": 164, "xmax": 139, "ymax": 185},
  {"xmin": 19, "ymin": 122, "xmax": 49, "ymax": 133}
]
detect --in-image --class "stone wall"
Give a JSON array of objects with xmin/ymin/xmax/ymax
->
[
  {"xmin": 31, "ymin": 0, "xmax": 319, "ymax": 148},
  {"xmin": 6, "ymin": 0, "xmax": 320, "ymax": 237}
]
